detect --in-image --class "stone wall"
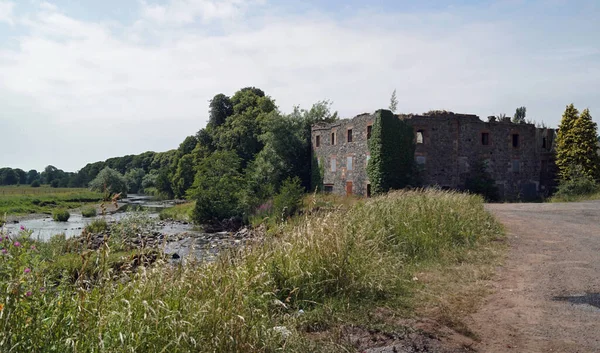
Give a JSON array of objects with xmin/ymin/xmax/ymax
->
[{"xmin": 311, "ymin": 111, "xmax": 556, "ymax": 200}]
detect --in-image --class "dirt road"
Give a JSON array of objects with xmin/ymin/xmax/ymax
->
[{"xmin": 469, "ymin": 201, "xmax": 600, "ymax": 352}]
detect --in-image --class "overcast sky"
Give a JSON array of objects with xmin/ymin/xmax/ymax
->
[{"xmin": 0, "ymin": 0, "xmax": 599, "ymax": 172}]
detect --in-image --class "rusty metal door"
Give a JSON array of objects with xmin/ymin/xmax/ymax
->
[{"xmin": 346, "ymin": 181, "xmax": 353, "ymax": 196}]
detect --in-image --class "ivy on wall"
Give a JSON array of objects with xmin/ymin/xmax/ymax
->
[
  {"xmin": 367, "ymin": 109, "xmax": 416, "ymax": 195},
  {"xmin": 310, "ymin": 154, "xmax": 324, "ymax": 192}
]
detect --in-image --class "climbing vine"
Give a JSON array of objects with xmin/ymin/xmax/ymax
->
[{"xmin": 367, "ymin": 109, "xmax": 416, "ymax": 195}]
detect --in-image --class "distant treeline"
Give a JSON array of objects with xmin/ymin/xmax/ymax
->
[
  {"xmin": 2, "ymin": 87, "xmax": 338, "ymax": 223},
  {"xmin": 0, "ymin": 150, "xmax": 176, "ymax": 191}
]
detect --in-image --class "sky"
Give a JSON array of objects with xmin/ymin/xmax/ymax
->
[{"xmin": 0, "ymin": 0, "xmax": 599, "ymax": 172}]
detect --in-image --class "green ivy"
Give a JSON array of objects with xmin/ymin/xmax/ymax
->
[{"xmin": 367, "ymin": 109, "xmax": 416, "ymax": 195}]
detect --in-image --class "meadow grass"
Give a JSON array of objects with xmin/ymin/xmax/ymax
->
[
  {"xmin": 159, "ymin": 202, "xmax": 195, "ymax": 221},
  {"xmin": 0, "ymin": 186, "xmax": 103, "ymax": 215},
  {"xmin": 549, "ymin": 190, "xmax": 600, "ymax": 203},
  {"xmin": 0, "ymin": 189, "xmax": 503, "ymax": 352}
]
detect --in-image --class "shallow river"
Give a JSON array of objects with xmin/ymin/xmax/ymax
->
[{"xmin": 1, "ymin": 194, "xmax": 200, "ymax": 241}]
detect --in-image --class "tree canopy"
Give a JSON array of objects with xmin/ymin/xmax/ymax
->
[{"xmin": 556, "ymin": 104, "xmax": 600, "ymax": 181}]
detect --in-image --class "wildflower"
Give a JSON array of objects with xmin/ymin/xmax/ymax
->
[
  {"xmin": 1, "ymin": 249, "xmax": 6, "ymax": 254},
  {"xmin": 25, "ymin": 291, "xmax": 32, "ymax": 297},
  {"xmin": 20, "ymin": 225, "xmax": 25, "ymax": 231},
  {"xmin": 39, "ymin": 287, "xmax": 46, "ymax": 293},
  {"xmin": 14, "ymin": 241, "xmax": 20, "ymax": 247},
  {"xmin": 0, "ymin": 303, "xmax": 3, "ymax": 311},
  {"xmin": 24, "ymin": 268, "xmax": 31, "ymax": 274},
  {"xmin": 30, "ymin": 245, "xmax": 36, "ymax": 250}
]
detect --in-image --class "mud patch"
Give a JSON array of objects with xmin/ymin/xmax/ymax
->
[{"xmin": 343, "ymin": 320, "xmax": 476, "ymax": 353}]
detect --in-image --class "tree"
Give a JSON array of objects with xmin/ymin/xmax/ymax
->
[
  {"xmin": 41, "ymin": 165, "xmax": 59, "ymax": 185},
  {"xmin": 177, "ymin": 136, "xmax": 198, "ymax": 157},
  {"xmin": 213, "ymin": 87, "xmax": 277, "ymax": 165},
  {"xmin": 125, "ymin": 168, "xmax": 146, "ymax": 194},
  {"xmin": 26, "ymin": 170, "xmax": 39, "ymax": 184},
  {"xmin": 513, "ymin": 106, "xmax": 526, "ymax": 124},
  {"xmin": 171, "ymin": 154, "xmax": 195, "ymax": 199},
  {"xmin": 188, "ymin": 151, "xmax": 244, "ymax": 223},
  {"xmin": 208, "ymin": 93, "xmax": 233, "ymax": 127},
  {"xmin": 389, "ymin": 89, "xmax": 398, "ymax": 113},
  {"xmin": 89, "ymin": 167, "xmax": 129, "ymax": 196},
  {"xmin": 556, "ymin": 105, "xmax": 600, "ymax": 181}
]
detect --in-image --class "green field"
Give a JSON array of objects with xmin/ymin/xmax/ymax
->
[{"xmin": 0, "ymin": 185, "xmax": 103, "ymax": 216}]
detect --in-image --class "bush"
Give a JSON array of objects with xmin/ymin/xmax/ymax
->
[
  {"xmin": 465, "ymin": 160, "xmax": 499, "ymax": 202},
  {"xmin": 81, "ymin": 207, "xmax": 97, "ymax": 218},
  {"xmin": 552, "ymin": 175, "xmax": 599, "ymax": 201},
  {"xmin": 85, "ymin": 219, "xmax": 108, "ymax": 233},
  {"xmin": 30, "ymin": 180, "xmax": 41, "ymax": 187},
  {"xmin": 272, "ymin": 177, "xmax": 304, "ymax": 222},
  {"xmin": 52, "ymin": 209, "xmax": 70, "ymax": 222},
  {"xmin": 50, "ymin": 180, "xmax": 60, "ymax": 188}
]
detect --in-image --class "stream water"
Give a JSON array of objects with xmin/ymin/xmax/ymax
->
[{"xmin": 1, "ymin": 194, "xmax": 200, "ymax": 241}]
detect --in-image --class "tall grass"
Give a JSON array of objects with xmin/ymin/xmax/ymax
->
[
  {"xmin": 0, "ymin": 187, "xmax": 103, "ymax": 215},
  {"xmin": 0, "ymin": 189, "xmax": 502, "ymax": 352}
]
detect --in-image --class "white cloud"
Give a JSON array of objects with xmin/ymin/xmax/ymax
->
[
  {"xmin": 140, "ymin": 0, "xmax": 262, "ymax": 25},
  {"xmin": 0, "ymin": 0, "xmax": 599, "ymax": 171},
  {"xmin": 0, "ymin": 0, "xmax": 14, "ymax": 24}
]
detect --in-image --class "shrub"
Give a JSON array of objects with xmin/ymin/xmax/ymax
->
[
  {"xmin": 50, "ymin": 180, "xmax": 60, "ymax": 188},
  {"xmin": 81, "ymin": 207, "xmax": 97, "ymax": 218},
  {"xmin": 552, "ymin": 175, "xmax": 599, "ymax": 201},
  {"xmin": 52, "ymin": 209, "xmax": 70, "ymax": 222},
  {"xmin": 272, "ymin": 177, "xmax": 304, "ymax": 222},
  {"xmin": 85, "ymin": 219, "xmax": 108, "ymax": 233},
  {"xmin": 465, "ymin": 160, "xmax": 499, "ymax": 202},
  {"xmin": 30, "ymin": 180, "xmax": 41, "ymax": 187}
]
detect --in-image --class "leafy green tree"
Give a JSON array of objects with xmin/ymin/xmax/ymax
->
[
  {"xmin": 14, "ymin": 169, "xmax": 26, "ymax": 185},
  {"xmin": 0, "ymin": 168, "xmax": 18, "ymax": 185},
  {"xmin": 389, "ymin": 89, "xmax": 398, "ymax": 113},
  {"xmin": 177, "ymin": 136, "xmax": 198, "ymax": 157},
  {"xmin": 41, "ymin": 165, "xmax": 59, "ymax": 185},
  {"xmin": 26, "ymin": 170, "xmax": 39, "ymax": 184},
  {"xmin": 556, "ymin": 105, "xmax": 600, "ymax": 181},
  {"xmin": 172, "ymin": 154, "xmax": 195, "ymax": 199},
  {"xmin": 213, "ymin": 87, "xmax": 277, "ymax": 165},
  {"xmin": 272, "ymin": 177, "xmax": 304, "ymax": 222},
  {"xmin": 208, "ymin": 93, "xmax": 233, "ymax": 127},
  {"xmin": 89, "ymin": 167, "xmax": 129, "ymax": 196},
  {"xmin": 367, "ymin": 110, "xmax": 416, "ymax": 195},
  {"xmin": 188, "ymin": 150, "xmax": 244, "ymax": 223},
  {"xmin": 512, "ymin": 106, "xmax": 526, "ymax": 124},
  {"xmin": 125, "ymin": 168, "xmax": 146, "ymax": 194}
]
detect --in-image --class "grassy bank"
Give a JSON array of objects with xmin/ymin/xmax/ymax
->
[
  {"xmin": 0, "ymin": 186, "xmax": 103, "ymax": 215},
  {"xmin": 0, "ymin": 189, "xmax": 503, "ymax": 352},
  {"xmin": 550, "ymin": 190, "xmax": 600, "ymax": 203},
  {"xmin": 158, "ymin": 202, "xmax": 195, "ymax": 221}
]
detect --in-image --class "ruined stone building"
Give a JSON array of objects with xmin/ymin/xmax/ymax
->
[{"xmin": 311, "ymin": 110, "xmax": 556, "ymax": 200}]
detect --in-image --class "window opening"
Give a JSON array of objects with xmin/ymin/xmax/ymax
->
[
  {"xmin": 481, "ymin": 132, "xmax": 490, "ymax": 145},
  {"xmin": 416, "ymin": 130, "xmax": 424, "ymax": 144}
]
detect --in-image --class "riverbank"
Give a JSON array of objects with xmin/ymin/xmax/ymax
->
[
  {"xmin": 0, "ymin": 189, "xmax": 504, "ymax": 352},
  {"xmin": 0, "ymin": 186, "xmax": 103, "ymax": 216}
]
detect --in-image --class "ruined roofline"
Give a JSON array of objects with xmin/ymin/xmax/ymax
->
[{"xmin": 311, "ymin": 110, "xmax": 546, "ymax": 130}]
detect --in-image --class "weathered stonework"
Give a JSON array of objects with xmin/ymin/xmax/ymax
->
[{"xmin": 312, "ymin": 111, "xmax": 556, "ymax": 200}]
